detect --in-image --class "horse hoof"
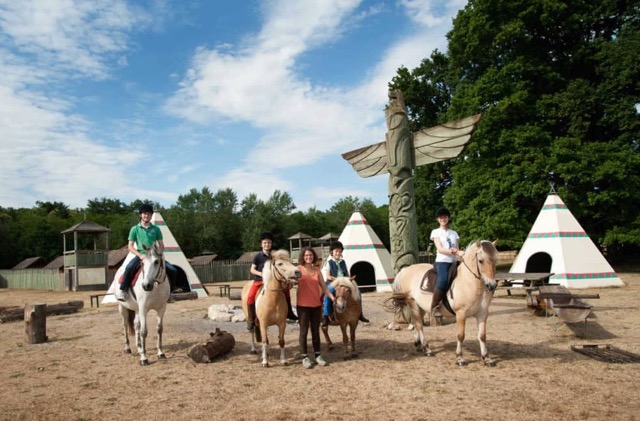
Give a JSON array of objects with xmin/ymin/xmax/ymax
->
[
  {"xmin": 123, "ymin": 349, "xmax": 131, "ymax": 354},
  {"xmin": 262, "ymin": 362, "xmax": 269, "ymax": 368},
  {"xmin": 425, "ymin": 350, "xmax": 434, "ymax": 357},
  {"xmin": 250, "ymin": 350, "xmax": 258, "ymax": 355},
  {"xmin": 140, "ymin": 359, "xmax": 149, "ymax": 366},
  {"xmin": 351, "ymin": 353, "xmax": 359, "ymax": 359},
  {"xmin": 456, "ymin": 359, "xmax": 467, "ymax": 367},
  {"xmin": 281, "ymin": 361, "xmax": 288, "ymax": 366},
  {"xmin": 484, "ymin": 359, "xmax": 496, "ymax": 367},
  {"xmin": 158, "ymin": 354, "xmax": 167, "ymax": 359}
]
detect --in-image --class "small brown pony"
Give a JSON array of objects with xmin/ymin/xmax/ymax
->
[
  {"xmin": 241, "ymin": 250, "xmax": 300, "ymax": 367},
  {"xmin": 386, "ymin": 240, "xmax": 498, "ymax": 366},
  {"xmin": 321, "ymin": 277, "xmax": 362, "ymax": 359}
]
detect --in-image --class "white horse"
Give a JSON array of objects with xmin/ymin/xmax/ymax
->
[{"xmin": 118, "ymin": 242, "xmax": 170, "ymax": 366}]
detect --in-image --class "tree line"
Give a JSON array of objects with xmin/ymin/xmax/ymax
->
[{"xmin": 0, "ymin": 192, "xmax": 389, "ymax": 269}]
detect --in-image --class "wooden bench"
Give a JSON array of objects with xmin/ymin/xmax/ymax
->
[
  {"xmin": 217, "ymin": 284, "xmax": 231, "ymax": 298},
  {"xmin": 90, "ymin": 293, "xmax": 113, "ymax": 308}
]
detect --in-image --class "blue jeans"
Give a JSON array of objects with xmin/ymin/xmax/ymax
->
[
  {"xmin": 323, "ymin": 283, "xmax": 336, "ymax": 316},
  {"xmin": 121, "ymin": 256, "xmax": 178, "ymax": 291},
  {"xmin": 434, "ymin": 262, "xmax": 452, "ymax": 291}
]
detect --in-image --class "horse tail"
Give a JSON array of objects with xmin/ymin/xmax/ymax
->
[{"xmin": 383, "ymin": 290, "xmax": 412, "ymax": 321}]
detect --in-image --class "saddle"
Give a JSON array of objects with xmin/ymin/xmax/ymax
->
[{"xmin": 117, "ymin": 265, "xmax": 143, "ymax": 288}]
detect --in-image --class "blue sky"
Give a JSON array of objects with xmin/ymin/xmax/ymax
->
[{"xmin": 0, "ymin": 0, "xmax": 466, "ymax": 212}]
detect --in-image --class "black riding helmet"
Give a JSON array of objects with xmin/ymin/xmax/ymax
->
[
  {"xmin": 259, "ymin": 231, "xmax": 274, "ymax": 241},
  {"xmin": 139, "ymin": 204, "xmax": 154, "ymax": 214},
  {"xmin": 435, "ymin": 207, "xmax": 451, "ymax": 218}
]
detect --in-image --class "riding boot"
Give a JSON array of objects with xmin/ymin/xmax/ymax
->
[
  {"xmin": 286, "ymin": 296, "xmax": 298, "ymax": 321},
  {"xmin": 431, "ymin": 288, "xmax": 445, "ymax": 318},
  {"xmin": 247, "ymin": 303, "xmax": 256, "ymax": 330}
]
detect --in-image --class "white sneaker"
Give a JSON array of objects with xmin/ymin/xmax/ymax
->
[
  {"xmin": 115, "ymin": 290, "xmax": 128, "ymax": 301},
  {"xmin": 315, "ymin": 355, "xmax": 328, "ymax": 366},
  {"xmin": 302, "ymin": 357, "xmax": 313, "ymax": 369}
]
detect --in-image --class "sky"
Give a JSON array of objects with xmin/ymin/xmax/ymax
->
[{"xmin": 0, "ymin": 0, "xmax": 466, "ymax": 212}]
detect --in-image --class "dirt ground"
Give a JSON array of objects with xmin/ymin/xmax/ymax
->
[{"xmin": 1, "ymin": 272, "xmax": 640, "ymax": 421}]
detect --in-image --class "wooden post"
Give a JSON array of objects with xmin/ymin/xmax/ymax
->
[{"xmin": 25, "ymin": 303, "xmax": 48, "ymax": 344}]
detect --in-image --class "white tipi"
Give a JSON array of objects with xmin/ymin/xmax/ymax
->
[
  {"xmin": 103, "ymin": 211, "xmax": 208, "ymax": 304},
  {"xmin": 510, "ymin": 193, "xmax": 623, "ymax": 288},
  {"xmin": 338, "ymin": 211, "xmax": 394, "ymax": 292}
]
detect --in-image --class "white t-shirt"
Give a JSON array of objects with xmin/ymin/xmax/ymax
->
[{"xmin": 430, "ymin": 227, "xmax": 460, "ymax": 263}]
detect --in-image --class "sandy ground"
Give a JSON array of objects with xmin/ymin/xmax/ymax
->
[{"xmin": 1, "ymin": 273, "xmax": 640, "ymax": 421}]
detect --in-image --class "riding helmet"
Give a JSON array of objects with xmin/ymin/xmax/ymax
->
[
  {"xmin": 259, "ymin": 231, "xmax": 274, "ymax": 241},
  {"xmin": 435, "ymin": 207, "xmax": 451, "ymax": 218},
  {"xmin": 138, "ymin": 203, "xmax": 154, "ymax": 214}
]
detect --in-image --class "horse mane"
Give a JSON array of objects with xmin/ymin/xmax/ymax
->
[
  {"xmin": 270, "ymin": 249, "xmax": 290, "ymax": 261},
  {"xmin": 465, "ymin": 240, "xmax": 498, "ymax": 261},
  {"xmin": 333, "ymin": 277, "xmax": 360, "ymax": 302}
]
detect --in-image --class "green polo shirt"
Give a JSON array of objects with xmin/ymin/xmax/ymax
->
[{"xmin": 128, "ymin": 223, "xmax": 163, "ymax": 253}]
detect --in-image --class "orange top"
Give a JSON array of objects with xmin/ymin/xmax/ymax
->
[{"xmin": 296, "ymin": 265, "xmax": 323, "ymax": 308}]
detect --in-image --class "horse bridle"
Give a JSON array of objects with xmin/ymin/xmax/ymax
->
[
  {"xmin": 268, "ymin": 260, "xmax": 295, "ymax": 290},
  {"xmin": 144, "ymin": 253, "xmax": 167, "ymax": 285},
  {"xmin": 460, "ymin": 243, "xmax": 495, "ymax": 292}
]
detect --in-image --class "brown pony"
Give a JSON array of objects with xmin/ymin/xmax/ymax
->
[
  {"xmin": 241, "ymin": 250, "xmax": 300, "ymax": 367},
  {"xmin": 321, "ymin": 277, "xmax": 362, "ymax": 359},
  {"xmin": 386, "ymin": 240, "xmax": 498, "ymax": 366}
]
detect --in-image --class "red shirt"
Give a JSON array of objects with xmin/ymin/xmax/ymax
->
[{"xmin": 296, "ymin": 265, "xmax": 323, "ymax": 308}]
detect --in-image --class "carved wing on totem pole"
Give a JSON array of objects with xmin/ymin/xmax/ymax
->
[{"xmin": 341, "ymin": 114, "xmax": 482, "ymax": 178}]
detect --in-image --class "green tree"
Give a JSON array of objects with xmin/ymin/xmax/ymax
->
[{"xmin": 391, "ymin": 0, "xmax": 640, "ymax": 257}]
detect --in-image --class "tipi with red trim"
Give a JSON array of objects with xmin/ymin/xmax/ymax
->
[
  {"xmin": 103, "ymin": 211, "xmax": 208, "ymax": 304},
  {"xmin": 510, "ymin": 193, "xmax": 623, "ymax": 288},
  {"xmin": 337, "ymin": 211, "xmax": 394, "ymax": 292}
]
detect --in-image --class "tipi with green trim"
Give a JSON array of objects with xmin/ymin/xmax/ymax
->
[{"xmin": 510, "ymin": 193, "xmax": 623, "ymax": 288}]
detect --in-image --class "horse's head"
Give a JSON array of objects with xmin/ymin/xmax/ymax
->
[
  {"xmin": 465, "ymin": 240, "xmax": 498, "ymax": 293},
  {"xmin": 265, "ymin": 250, "xmax": 301, "ymax": 289},
  {"xmin": 141, "ymin": 242, "xmax": 166, "ymax": 292},
  {"xmin": 333, "ymin": 277, "xmax": 359, "ymax": 313}
]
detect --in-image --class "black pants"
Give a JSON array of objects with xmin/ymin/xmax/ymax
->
[{"xmin": 297, "ymin": 306, "xmax": 322, "ymax": 355}]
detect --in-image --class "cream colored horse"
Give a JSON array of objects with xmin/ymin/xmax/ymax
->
[
  {"xmin": 387, "ymin": 240, "xmax": 498, "ymax": 366},
  {"xmin": 241, "ymin": 250, "xmax": 300, "ymax": 367},
  {"xmin": 321, "ymin": 277, "xmax": 362, "ymax": 359}
]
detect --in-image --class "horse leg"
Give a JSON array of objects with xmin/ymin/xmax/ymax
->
[
  {"xmin": 120, "ymin": 306, "xmax": 132, "ymax": 354},
  {"xmin": 277, "ymin": 323, "xmax": 287, "ymax": 366},
  {"xmin": 260, "ymin": 326, "xmax": 270, "ymax": 367},
  {"xmin": 349, "ymin": 322, "xmax": 358, "ymax": 358},
  {"xmin": 249, "ymin": 326, "xmax": 258, "ymax": 354},
  {"xmin": 455, "ymin": 315, "xmax": 467, "ymax": 366},
  {"xmin": 411, "ymin": 305, "xmax": 432, "ymax": 356},
  {"xmin": 477, "ymin": 317, "xmax": 495, "ymax": 366},
  {"xmin": 138, "ymin": 311, "xmax": 150, "ymax": 366},
  {"xmin": 321, "ymin": 323, "xmax": 333, "ymax": 351},
  {"xmin": 156, "ymin": 308, "xmax": 167, "ymax": 359},
  {"xmin": 340, "ymin": 323, "xmax": 350, "ymax": 359}
]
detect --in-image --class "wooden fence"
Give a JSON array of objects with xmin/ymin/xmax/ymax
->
[
  {"xmin": 0, "ymin": 269, "xmax": 62, "ymax": 290},
  {"xmin": 192, "ymin": 260, "xmax": 252, "ymax": 284}
]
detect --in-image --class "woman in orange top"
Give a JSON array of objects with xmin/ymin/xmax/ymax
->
[{"xmin": 297, "ymin": 247, "xmax": 334, "ymax": 369}]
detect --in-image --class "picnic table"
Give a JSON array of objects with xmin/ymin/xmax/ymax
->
[{"xmin": 495, "ymin": 272, "xmax": 554, "ymax": 306}]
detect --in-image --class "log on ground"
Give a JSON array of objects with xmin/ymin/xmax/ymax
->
[
  {"xmin": 188, "ymin": 328, "xmax": 236, "ymax": 363},
  {"xmin": 0, "ymin": 301, "xmax": 84, "ymax": 323},
  {"xmin": 172, "ymin": 291, "xmax": 199, "ymax": 301}
]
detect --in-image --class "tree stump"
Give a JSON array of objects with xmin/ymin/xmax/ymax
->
[
  {"xmin": 187, "ymin": 328, "xmax": 235, "ymax": 363},
  {"xmin": 25, "ymin": 303, "xmax": 47, "ymax": 344}
]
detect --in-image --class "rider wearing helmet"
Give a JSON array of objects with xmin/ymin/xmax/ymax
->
[
  {"xmin": 429, "ymin": 207, "xmax": 462, "ymax": 317},
  {"xmin": 115, "ymin": 204, "xmax": 178, "ymax": 302}
]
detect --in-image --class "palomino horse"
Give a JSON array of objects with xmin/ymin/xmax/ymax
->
[
  {"xmin": 241, "ymin": 250, "xmax": 300, "ymax": 367},
  {"xmin": 387, "ymin": 240, "xmax": 498, "ymax": 366},
  {"xmin": 118, "ymin": 242, "xmax": 170, "ymax": 366},
  {"xmin": 321, "ymin": 277, "xmax": 362, "ymax": 359}
]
